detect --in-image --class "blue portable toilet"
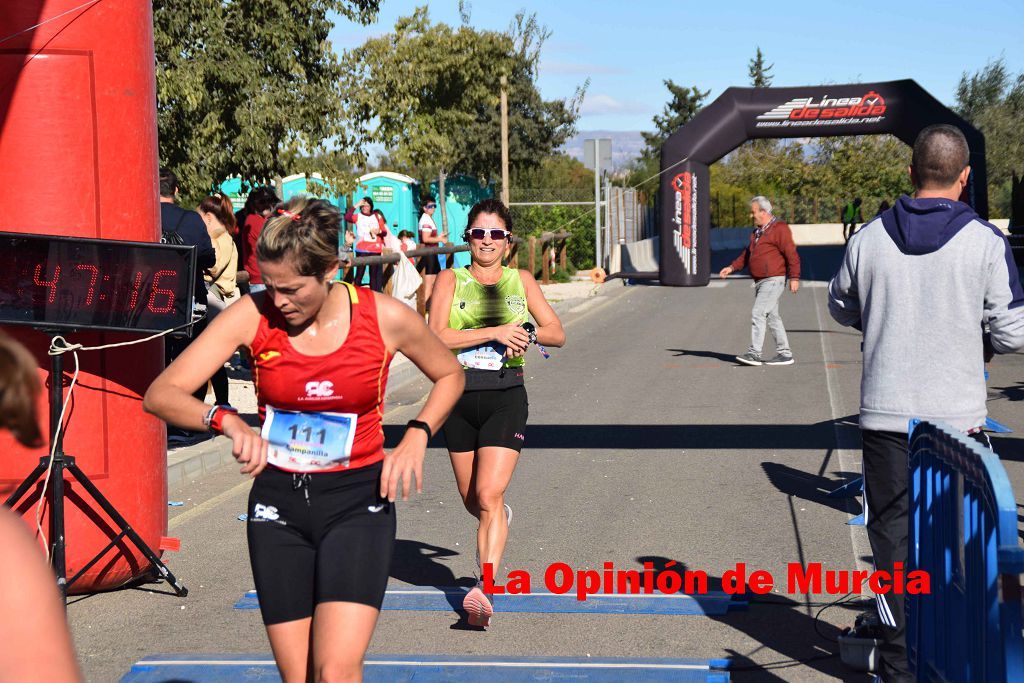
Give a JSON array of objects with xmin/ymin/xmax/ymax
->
[
  {"xmin": 220, "ymin": 174, "xmax": 343, "ymax": 211},
  {"xmin": 429, "ymin": 175, "xmax": 494, "ymax": 268}
]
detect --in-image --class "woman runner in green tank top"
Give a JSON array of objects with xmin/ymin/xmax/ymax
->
[{"xmin": 429, "ymin": 198, "xmax": 565, "ymax": 628}]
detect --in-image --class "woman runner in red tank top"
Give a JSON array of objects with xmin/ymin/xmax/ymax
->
[
  {"xmin": 249, "ymin": 280, "xmax": 389, "ymax": 471},
  {"xmin": 144, "ymin": 197, "xmax": 463, "ymax": 683}
]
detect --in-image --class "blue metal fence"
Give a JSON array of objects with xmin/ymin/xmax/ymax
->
[{"xmin": 907, "ymin": 420, "xmax": 1024, "ymax": 682}]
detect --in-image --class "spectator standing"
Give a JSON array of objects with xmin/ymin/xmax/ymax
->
[
  {"xmin": 718, "ymin": 196, "xmax": 800, "ymax": 366},
  {"xmin": 199, "ymin": 192, "xmax": 240, "ymax": 405},
  {"xmin": 842, "ymin": 197, "xmax": 864, "ymax": 243},
  {"xmin": 236, "ymin": 186, "xmax": 280, "ymax": 294},
  {"xmin": 160, "ymin": 167, "xmax": 216, "ymax": 311},
  {"xmin": 828, "ymin": 124, "xmax": 1024, "ymax": 682},
  {"xmin": 159, "ymin": 168, "xmax": 216, "ymax": 444},
  {"xmin": 345, "ymin": 196, "xmax": 381, "ymax": 288},
  {"xmin": 418, "ymin": 196, "xmax": 448, "ymax": 307}
]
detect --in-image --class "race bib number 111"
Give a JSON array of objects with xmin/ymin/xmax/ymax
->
[{"xmin": 262, "ymin": 406, "xmax": 358, "ymax": 472}]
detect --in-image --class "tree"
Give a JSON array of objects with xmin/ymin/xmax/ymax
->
[
  {"xmin": 955, "ymin": 57, "xmax": 1010, "ymax": 121},
  {"xmin": 509, "ymin": 155, "xmax": 595, "ymax": 268},
  {"xmin": 153, "ymin": 0, "xmax": 380, "ymax": 203},
  {"xmin": 340, "ymin": 7, "xmax": 584, "ymax": 230},
  {"xmin": 748, "ymin": 47, "xmax": 774, "ymax": 88},
  {"xmin": 640, "ymin": 80, "xmax": 710, "ymax": 157},
  {"xmin": 955, "ymin": 57, "xmax": 1024, "ymax": 217}
]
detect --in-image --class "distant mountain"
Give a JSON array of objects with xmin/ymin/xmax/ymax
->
[{"xmin": 562, "ymin": 130, "xmax": 645, "ymax": 171}]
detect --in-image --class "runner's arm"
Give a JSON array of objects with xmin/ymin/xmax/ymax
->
[
  {"xmin": 143, "ymin": 296, "xmax": 260, "ymax": 431},
  {"xmin": 520, "ymin": 269, "xmax": 565, "ymax": 347}
]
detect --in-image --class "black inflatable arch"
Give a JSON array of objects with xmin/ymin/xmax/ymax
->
[{"xmin": 658, "ymin": 79, "xmax": 987, "ymax": 286}]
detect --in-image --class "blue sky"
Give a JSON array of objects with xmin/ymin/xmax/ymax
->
[{"xmin": 329, "ymin": 0, "xmax": 1024, "ymax": 132}]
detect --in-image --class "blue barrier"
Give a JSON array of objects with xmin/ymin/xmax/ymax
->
[{"xmin": 907, "ymin": 420, "xmax": 1024, "ymax": 682}]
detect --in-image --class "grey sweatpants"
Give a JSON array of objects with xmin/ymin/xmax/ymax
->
[{"xmin": 748, "ymin": 276, "xmax": 790, "ymax": 356}]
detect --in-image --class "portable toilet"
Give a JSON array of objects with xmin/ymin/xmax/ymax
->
[
  {"xmin": 280, "ymin": 173, "xmax": 342, "ymax": 206},
  {"xmin": 347, "ymin": 171, "xmax": 419, "ymax": 236},
  {"xmin": 219, "ymin": 177, "xmax": 247, "ymax": 211},
  {"xmin": 429, "ymin": 175, "xmax": 494, "ymax": 268},
  {"xmin": 221, "ymin": 174, "xmax": 342, "ymax": 211}
]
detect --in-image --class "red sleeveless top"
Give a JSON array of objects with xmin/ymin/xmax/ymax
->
[{"xmin": 249, "ymin": 283, "xmax": 391, "ymax": 472}]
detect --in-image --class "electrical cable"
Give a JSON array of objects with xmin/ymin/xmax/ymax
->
[
  {"xmin": 32, "ymin": 322, "xmax": 193, "ymax": 559},
  {"xmin": 0, "ymin": 0, "xmax": 104, "ymax": 47},
  {"xmin": 720, "ymin": 590, "xmax": 864, "ymax": 671}
]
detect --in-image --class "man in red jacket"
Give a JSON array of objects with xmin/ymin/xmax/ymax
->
[{"xmin": 718, "ymin": 196, "xmax": 800, "ymax": 366}]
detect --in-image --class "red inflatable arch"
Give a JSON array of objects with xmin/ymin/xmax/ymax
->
[
  {"xmin": 658, "ymin": 80, "xmax": 988, "ymax": 286},
  {"xmin": 0, "ymin": 1, "xmax": 168, "ymax": 592}
]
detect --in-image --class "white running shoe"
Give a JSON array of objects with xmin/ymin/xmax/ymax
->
[{"xmin": 463, "ymin": 585, "xmax": 493, "ymax": 627}]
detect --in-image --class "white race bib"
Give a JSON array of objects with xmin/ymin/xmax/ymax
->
[
  {"xmin": 456, "ymin": 343, "xmax": 507, "ymax": 371},
  {"xmin": 262, "ymin": 406, "xmax": 358, "ymax": 472}
]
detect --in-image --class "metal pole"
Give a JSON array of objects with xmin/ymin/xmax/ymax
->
[
  {"xmin": 594, "ymin": 139, "xmax": 601, "ymax": 270},
  {"xmin": 500, "ymin": 75, "xmax": 510, "ymax": 207},
  {"xmin": 604, "ymin": 175, "xmax": 612, "ymax": 269},
  {"xmin": 49, "ymin": 346, "xmax": 67, "ymax": 602}
]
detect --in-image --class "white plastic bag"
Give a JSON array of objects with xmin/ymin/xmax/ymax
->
[{"xmin": 390, "ymin": 251, "xmax": 422, "ymax": 309}]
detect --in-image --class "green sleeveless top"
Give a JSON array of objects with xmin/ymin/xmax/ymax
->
[{"xmin": 449, "ymin": 266, "xmax": 528, "ymax": 369}]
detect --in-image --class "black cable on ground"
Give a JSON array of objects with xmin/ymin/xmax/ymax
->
[{"xmin": 721, "ymin": 591, "xmax": 866, "ymax": 671}]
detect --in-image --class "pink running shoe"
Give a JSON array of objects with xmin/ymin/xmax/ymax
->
[{"xmin": 463, "ymin": 585, "xmax": 493, "ymax": 628}]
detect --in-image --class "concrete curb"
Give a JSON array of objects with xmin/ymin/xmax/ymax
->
[
  {"xmin": 164, "ymin": 280, "xmax": 628, "ymax": 487},
  {"xmin": 167, "ymin": 435, "xmax": 237, "ymax": 489}
]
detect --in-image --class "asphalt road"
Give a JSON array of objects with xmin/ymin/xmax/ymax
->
[{"xmin": 66, "ymin": 247, "xmax": 1024, "ymax": 682}]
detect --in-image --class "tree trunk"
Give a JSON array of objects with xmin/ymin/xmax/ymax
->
[{"xmin": 438, "ymin": 168, "xmax": 449, "ymax": 233}]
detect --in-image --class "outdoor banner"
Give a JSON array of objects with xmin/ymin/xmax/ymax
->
[{"xmin": 658, "ymin": 79, "xmax": 988, "ymax": 286}]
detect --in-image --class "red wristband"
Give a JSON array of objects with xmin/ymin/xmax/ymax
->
[{"xmin": 206, "ymin": 405, "xmax": 238, "ymax": 435}]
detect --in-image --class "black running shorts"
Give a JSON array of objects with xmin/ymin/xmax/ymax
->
[
  {"xmin": 442, "ymin": 385, "xmax": 529, "ymax": 452},
  {"xmin": 246, "ymin": 462, "xmax": 395, "ymax": 625},
  {"xmin": 419, "ymin": 253, "xmax": 441, "ymax": 275}
]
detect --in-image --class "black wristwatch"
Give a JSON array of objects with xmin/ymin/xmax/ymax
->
[
  {"xmin": 521, "ymin": 321, "xmax": 538, "ymax": 346},
  {"xmin": 406, "ymin": 419, "xmax": 432, "ymax": 440}
]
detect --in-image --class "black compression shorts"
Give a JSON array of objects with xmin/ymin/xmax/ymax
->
[
  {"xmin": 442, "ymin": 385, "xmax": 529, "ymax": 452},
  {"xmin": 246, "ymin": 462, "xmax": 395, "ymax": 625}
]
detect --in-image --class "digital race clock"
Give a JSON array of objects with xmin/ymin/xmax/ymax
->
[{"xmin": 0, "ymin": 232, "xmax": 196, "ymax": 333}]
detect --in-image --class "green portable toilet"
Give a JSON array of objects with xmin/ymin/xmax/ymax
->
[{"xmin": 429, "ymin": 175, "xmax": 494, "ymax": 268}]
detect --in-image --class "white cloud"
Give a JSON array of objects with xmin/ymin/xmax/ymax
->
[{"xmin": 579, "ymin": 93, "xmax": 651, "ymax": 116}]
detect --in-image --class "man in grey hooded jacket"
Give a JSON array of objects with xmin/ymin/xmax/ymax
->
[{"xmin": 829, "ymin": 124, "xmax": 1024, "ymax": 682}]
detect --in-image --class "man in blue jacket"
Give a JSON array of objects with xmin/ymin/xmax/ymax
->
[
  {"xmin": 159, "ymin": 168, "xmax": 217, "ymax": 442},
  {"xmin": 829, "ymin": 125, "xmax": 1024, "ymax": 682}
]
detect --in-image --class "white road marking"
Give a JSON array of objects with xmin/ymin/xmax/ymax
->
[{"xmin": 813, "ymin": 289, "xmax": 871, "ymax": 571}]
